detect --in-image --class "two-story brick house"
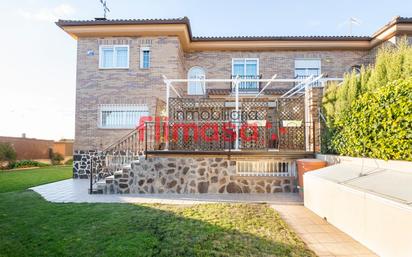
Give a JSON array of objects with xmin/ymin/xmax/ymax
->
[{"xmin": 57, "ymin": 16, "xmax": 412, "ymax": 194}]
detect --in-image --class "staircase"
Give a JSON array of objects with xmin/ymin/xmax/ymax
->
[
  {"xmin": 94, "ymin": 158, "xmax": 142, "ymax": 194},
  {"xmin": 89, "ymin": 121, "xmax": 161, "ymax": 194},
  {"xmin": 89, "ymin": 124, "xmax": 144, "ymax": 194}
]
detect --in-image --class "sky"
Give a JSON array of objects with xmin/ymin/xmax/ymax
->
[{"xmin": 0, "ymin": 0, "xmax": 411, "ymax": 140}]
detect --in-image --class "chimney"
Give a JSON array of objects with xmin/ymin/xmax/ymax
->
[{"xmin": 22, "ymin": 133, "xmax": 26, "ymax": 138}]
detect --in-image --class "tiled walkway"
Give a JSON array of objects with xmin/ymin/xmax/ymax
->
[
  {"xmin": 31, "ymin": 179, "xmax": 377, "ymax": 256},
  {"xmin": 272, "ymin": 205, "xmax": 378, "ymax": 257},
  {"xmin": 30, "ymin": 179, "xmax": 302, "ymax": 204}
]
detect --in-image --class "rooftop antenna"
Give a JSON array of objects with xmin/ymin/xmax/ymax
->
[
  {"xmin": 349, "ymin": 17, "xmax": 361, "ymax": 36},
  {"xmin": 99, "ymin": 0, "xmax": 110, "ymax": 19}
]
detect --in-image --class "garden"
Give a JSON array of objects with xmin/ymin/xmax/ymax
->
[{"xmin": 0, "ymin": 166, "xmax": 315, "ymax": 257}]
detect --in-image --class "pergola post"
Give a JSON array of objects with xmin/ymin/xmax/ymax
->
[
  {"xmin": 234, "ymin": 79, "xmax": 240, "ymax": 150},
  {"xmin": 304, "ymin": 82, "xmax": 310, "ymax": 151},
  {"xmin": 165, "ymin": 80, "xmax": 171, "ymax": 150}
]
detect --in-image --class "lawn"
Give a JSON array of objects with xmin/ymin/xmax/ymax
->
[
  {"xmin": 0, "ymin": 166, "xmax": 72, "ymax": 193},
  {"xmin": 0, "ymin": 167, "xmax": 315, "ymax": 257}
]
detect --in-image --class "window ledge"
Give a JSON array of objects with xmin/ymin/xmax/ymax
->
[
  {"xmin": 97, "ymin": 127, "xmax": 135, "ymax": 130},
  {"xmin": 99, "ymin": 67, "xmax": 129, "ymax": 70}
]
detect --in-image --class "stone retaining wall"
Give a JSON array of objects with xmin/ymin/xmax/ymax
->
[
  {"xmin": 104, "ymin": 157, "xmax": 296, "ymax": 194},
  {"xmin": 73, "ymin": 150, "xmax": 105, "ymax": 179}
]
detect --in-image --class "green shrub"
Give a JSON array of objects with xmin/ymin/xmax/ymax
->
[
  {"xmin": 51, "ymin": 152, "xmax": 64, "ymax": 165},
  {"xmin": 0, "ymin": 143, "xmax": 17, "ymax": 162},
  {"xmin": 8, "ymin": 160, "xmax": 50, "ymax": 169},
  {"xmin": 332, "ymin": 78, "xmax": 412, "ymax": 161},
  {"xmin": 64, "ymin": 158, "xmax": 73, "ymax": 165},
  {"xmin": 321, "ymin": 38, "xmax": 412, "ymax": 160}
]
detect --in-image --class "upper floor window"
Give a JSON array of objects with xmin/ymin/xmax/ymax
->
[
  {"xmin": 99, "ymin": 104, "xmax": 149, "ymax": 129},
  {"xmin": 294, "ymin": 59, "xmax": 321, "ymax": 79},
  {"xmin": 232, "ymin": 58, "xmax": 259, "ymax": 92},
  {"xmin": 232, "ymin": 58, "xmax": 259, "ymax": 77},
  {"xmin": 187, "ymin": 67, "xmax": 206, "ymax": 95},
  {"xmin": 99, "ymin": 45, "xmax": 129, "ymax": 69},
  {"xmin": 140, "ymin": 47, "xmax": 151, "ymax": 69}
]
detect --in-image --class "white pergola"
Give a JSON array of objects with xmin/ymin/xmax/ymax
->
[{"xmin": 162, "ymin": 75, "xmax": 343, "ymax": 151}]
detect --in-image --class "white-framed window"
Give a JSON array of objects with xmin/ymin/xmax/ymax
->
[
  {"xmin": 232, "ymin": 58, "xmax": 259, "ymax": 91},
  {"xmin": 99, "ymin": 45, "xmax": 129, "ymax": 69},
  {"xmin": 187, "ymin": 66, "xmax": 206, "ymax": 95},
  {"xmin": 232, "ymin": 58, "xmax": 259, "ymax": 77},
  {"xmin": 99, "ymin": 104, "xmax": 149, "ymax": 129},
  {"xmin": 140, "ymin": 47, "xmax": 151, "ymax": 69},
  {"xmin": 294, "ymin": 59, "xmax": 321, "ymax": 78}
]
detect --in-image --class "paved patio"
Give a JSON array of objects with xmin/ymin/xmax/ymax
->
[
  {"xmin": 272, "ymin": 205, "xmax": 378, "ymax": 257},
  {"xmin": 30, "ymin": 179, "xmax": 303, "ymax": 204}
]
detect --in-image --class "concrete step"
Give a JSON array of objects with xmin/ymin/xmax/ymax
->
[
  {"xmin": 105, "ymin": 175, "xmax": 114, "ymax": 183},
  {"xmin": 114, "ymin": 170, "xmax": 123, "ymax": 179},
  {"xmin": 131, "ymin": 160, "xmax": 140, "ymax": 169},
  {"xmin": 96, "ymin": 180, "xmax": 106, "ymax": 189},
  {"xmin": 105, "ymin": 175, "xmax": 114, "ymax": 181}
]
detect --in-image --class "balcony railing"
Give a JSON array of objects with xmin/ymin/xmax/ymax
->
[
  {"xmin": 294, "ymin": 74, "xmax": 321, "ymax": 87},
  {"xmin": 230, "ymin": 74, "xmax": 262, "ymax": 93}
]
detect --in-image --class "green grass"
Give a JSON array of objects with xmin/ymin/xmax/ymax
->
[
  {"xmin": 0, "ymin": 166, "xmax": 72, "ymax": 193},
  {"xmin": 0, "ymin": 167, "xmax": 315, "ymax": 257}
]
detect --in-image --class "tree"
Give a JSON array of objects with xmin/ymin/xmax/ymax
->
[
  {"xmin": 0, "ymin": 143, "xmax": 17, "ymax": 162},
  {"xmin": 51, "ymin": 152, "xmax": 64, "ymax": 165}
]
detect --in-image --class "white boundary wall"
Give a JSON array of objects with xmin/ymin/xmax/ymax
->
[{"xmin": 305, "ymin": 155, "xmax": 412, "ymax": 257}]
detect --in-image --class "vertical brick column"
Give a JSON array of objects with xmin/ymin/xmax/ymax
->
[{"xmin": 306, "ymin": 87, "xmax": 323, "ymax": 152}]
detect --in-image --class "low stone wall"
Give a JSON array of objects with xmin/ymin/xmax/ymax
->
[
  {"xmin": 73, "ymin": 150, "xmax": 105, "ymax": 179},
  {"xmin": 104, "ymin": 157, "xmax": 295, "ymax": 194},
  {"xmin": 316, "ymin": 154, "xmax": 411, "ymax": 172}
]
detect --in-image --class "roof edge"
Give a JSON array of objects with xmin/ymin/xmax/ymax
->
[{"xmin": 55, "ymin": 16, "xmax": 412, "ymax": 49}]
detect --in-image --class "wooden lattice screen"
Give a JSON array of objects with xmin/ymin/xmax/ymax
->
[{"xmin": 168, "ymin": 97, "xmax": 306, "ymax": 151}]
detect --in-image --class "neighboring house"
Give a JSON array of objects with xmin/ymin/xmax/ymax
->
[{"xmin": 56, "ymin": 16, "xmax": 412, "ymax": 193}]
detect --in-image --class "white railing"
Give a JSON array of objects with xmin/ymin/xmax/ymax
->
[{"xmin": 236, "ymin": 160, "xmax": 297, "ymax": 177}]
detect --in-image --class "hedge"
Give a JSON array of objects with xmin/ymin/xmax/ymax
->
[
  {"xmin": 332, "ymin": 78, "xmax": 412, "ymax": 161},
  {"xmin": 322, "ymin": 38, "xmax": 412, "ymax": 160}
]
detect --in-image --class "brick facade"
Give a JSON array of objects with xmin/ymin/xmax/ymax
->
[
  {"xmin": 75, "ymin": 37, "xmax": 183, "ymax": 150},
  {"xmin": 75, "ymin": 36, "xmax": 378, "ymax": 151},
  {"xmin": 185, "ymin": 50, "xmax": 370, "ymax": 87}
]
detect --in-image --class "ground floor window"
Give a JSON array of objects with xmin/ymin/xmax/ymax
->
[{"xmin": 99, "ymin": 104, "xmax": 149, "ymax": 129}]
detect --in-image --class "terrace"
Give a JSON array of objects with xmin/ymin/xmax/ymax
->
[
  {"xmin": 83, "ymin": 75, "xmax": 343, "ymax": 195},
  {"xmin": 105, "ymin": 74, "xmax": 342, "ymax": 154}
]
